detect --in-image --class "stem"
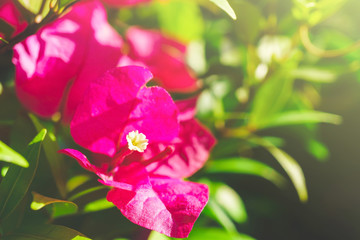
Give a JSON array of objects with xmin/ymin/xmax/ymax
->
[
  {"xmin": 0, "ymin": 38, "xmax": 9, "ymax": 44},
  {"xmin": 68, "ymin": 185, "xmax": 109, "ymax": 202},
  {"xmin": 0, "ymin": 10, "xmax": 59, "ymax": 54},
  {"xmin": 299, "ymin": 25, "xmax": 360, "ymax": 58},
  {"xmin": 142, "ymin": 146, "xmax": 174, "ymax": 166},
  {"xmin": 0, "ymin": 0, "xmax": 81, "ymax": 54}
]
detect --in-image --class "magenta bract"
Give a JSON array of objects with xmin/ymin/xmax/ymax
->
[
  {"xmin": 107, "ymin": 177, "xmax": 208, "ymax": 238},
  {"xmin": 124, "ymin": 27, "xmax": 199, "ymax": 92},
  {"xmin": 102, "ymin": 0, "xmax": 151, "ymax": 7},
  {"xmin": 70, "ymin": 66, "xmax": 179, "ymax": 157},
  {"xmin": 60, "ymin": 147, "xmax": 209, "ymax": 238},
  {"xmin": 12, "ymin": 0, "xmax": 122, "ymax": 122},
  {"xmin": 61, "ymin": 70, "xmax": 215, "ymax": 237},
  {"xmin": 0, "ymin": 0, "xmax": 27, "ymax": 38},
  {"xmin": 145, "ymin": 98, "xmax": 217, "ymax": 178}
]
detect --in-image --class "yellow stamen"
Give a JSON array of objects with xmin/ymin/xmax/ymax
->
[{"xmin": 126, "ymin": 130, "xmax": 149, "ymax": 152}]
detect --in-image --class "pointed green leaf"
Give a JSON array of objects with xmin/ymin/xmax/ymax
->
[
  {"xmin": 212, "ymin": 183, "xmax": 247, "ymax": 223},
  {"xmin": 148, "ymin": 231, "xmax": 170, "ymax": 240},
  {"xmin": 3, "ymin": 223, "xmax": 90, "ymax": 240},
  {"xmin": 29, "ymin": 114, "xmax": 67, "ymax": 198},
  {"xmin": 188, "ymin": 228, "xmax": 255, "ymax": 240},
  {"xmin": 83, "ymin": 198, "xmax": 114, "ymax": 213},
  {"xmin": 205, "ymin": 199, "xmax": 237, "ymax": 233},
  {"xmin": 251, "ymin": 138, "xmax": 308, "ymax": 202},
  {"xmin": 292, "ymin": 66, "xmax": 337, "ymax": 83},
  {"xmin": 209, "ymin": 0, "xmax": 237, "ymax": 20},
  {"xmin": 31, "ymin": 191, "xmax": 78, "ymax": 218},
  {"xmin": 249, "ymin": 70, "xmax": 294, "ymax": 128},
  {"xmin": 269, "ymin": 147, "xmax": 308, "ymax": 202},
  {"xmin": 0, "ymin": 129, "xmax": 46, "ymax": 220},
  {"xmin": 258, "ymin": 110, "xmax": 342, "ymax": 129},
  {"xmin": 0, "ymin": 141, "xmax": 28, "ymax": 167},
  {"xmin": 207, "ymin": 158, "xmax": 287, "ymax": 188}
]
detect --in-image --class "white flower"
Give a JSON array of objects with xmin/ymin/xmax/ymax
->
[{"xmin": 126, "ymin": 130, "xmax": 149, "ymax": 152}]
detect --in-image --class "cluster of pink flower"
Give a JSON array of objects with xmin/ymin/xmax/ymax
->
[{"xmin": 2, "ymin": 0, "xmax": 216, "ymax": 238}]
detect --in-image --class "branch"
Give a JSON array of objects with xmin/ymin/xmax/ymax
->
[{"xmin": 299, "ymin": 25, "xmax": 360, "ymax": 58}]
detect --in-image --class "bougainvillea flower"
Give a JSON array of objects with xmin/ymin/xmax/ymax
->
[
  {"xmin": 62, "ymin": 65, "xmax": 214, "ymax": 237},
  {"xmin": 0, "ymin": 0, "xmax": 27, "ymax": 38},
  {"xmin": 144, "ymin": 97, "xmax": 217, "ymax": 179},
  {"xmin": 124, "ymin": 27, "xmax": 198, "ymax": 92},
  {"xmin": 102, "ymin": 0, "xmax": 151, "ymax": 7},
  {"xmin": 60, "ymin": 148, "xmax": 208, "ymax": 238},
  {"xmin": 12, "ymin": 0, "xmax": 123, "ymax": 122},
  {"xmin": 70, "ymin": 66, "xmax": 179, "ymax": 157}
]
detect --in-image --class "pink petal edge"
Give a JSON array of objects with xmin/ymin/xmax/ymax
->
[{"xmin": 107, "ymin": 177, "xmax": 209, "ymax": 238}]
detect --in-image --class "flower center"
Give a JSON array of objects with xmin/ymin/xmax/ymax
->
[{"xmin": 126, "ymin": 130, "xmax": 149, "ymax": 152}]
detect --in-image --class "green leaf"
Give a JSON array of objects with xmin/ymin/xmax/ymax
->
[
  {"xmin": 205, "ymin": 199, "xmax": 237, "ymax": 233},
  {"xmin": 0, "ymin": 140, "xmax": 28, "ymax": 167},
  {"xmin": 199, "ymin": 179, "xmax": 245, "ymax": 232},
  {"xmin": 0, "ymin": 37, "xmax": 9, "ymax": 44},
  {"xmin": 50, "ymin": 201, "xmax": 79, "ymax": 219},
  {"xmin": 292, "ymin": 66, "xmax": 337, "ymax": 83},
  {"xmin": 207, "ymin": 158, "xmax": 287, "ymax": 188},
  {"xmin": 148, "ymin": 231, "xmax": 171, "ymax": 240},
  {"xmin": 187, "ymin": 228, "xmax": 255, "ymax": 240},
  {"xmin": 0, "ymin": 129, "xmax": 46, "ymax": 220},
  {"xmin": 257, "ymin": 110, "xmax": 342, "ymax": 129},
  {"xmin": 59, "ymin": 0, "xmax": 76, "ymax": 8},
  {"xmin": 83, "ymin": 198, "xmax": 114, "ymax": 213},
  {"xmin": 212, "ymin": 183, "xmax": 247, "ymax": 223},
  {"xmin": 155, "ymin": 0, "xmax": 204, "ymax": 41},
  {"xmin": 269, "ymin": 147, "xmax": 308, "ymax": 202},
  {"xmin": 67, "ymin": 174, "xmax": 92, "ymax": 193},
  {"xmin": 18, "ymin": 0, "xmax": 52, "ymax": 18},
  {"xmin": 31, "ymin": 191, "xmax": 78, "ymax": 218},
  {"xmin": 262, "ymin": 136, "xmax": 285, "ymax": 148},
  {"xmin": 306, "ymin": 139, "xmax": 329, "ymax": 161},
  {"xmin": 3, "ymin": 223, "xmax": 90, "ymax": 240},
  {"xmin": 248, "ymin": 69, "xmax": 294, "ymax": 128},
  {"xmin": 29, "ymin": 114, "xmax": 67, "ymax": 198},
  {"xmin": 0, "ymin": 194, "xmax": 29, "ymax": 235},
  {"xmin": 209, "ymin": 0, "xmax": 237, "ymax": 20},
  {"xmin": 72, "ymin": 237, "xmax": 91, "ymax": 240},
  {"xmin": 232, "ymin": 1, "xmax": 264, "ymax": 44},
  {"xmin": 251, "ymin": 138, "xmax": 308, "ymax": 202}
]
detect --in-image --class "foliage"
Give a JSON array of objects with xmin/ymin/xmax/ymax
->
[{"xmin": 0, "ymin": 0, "xmax": 359, "ymax": 239}]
